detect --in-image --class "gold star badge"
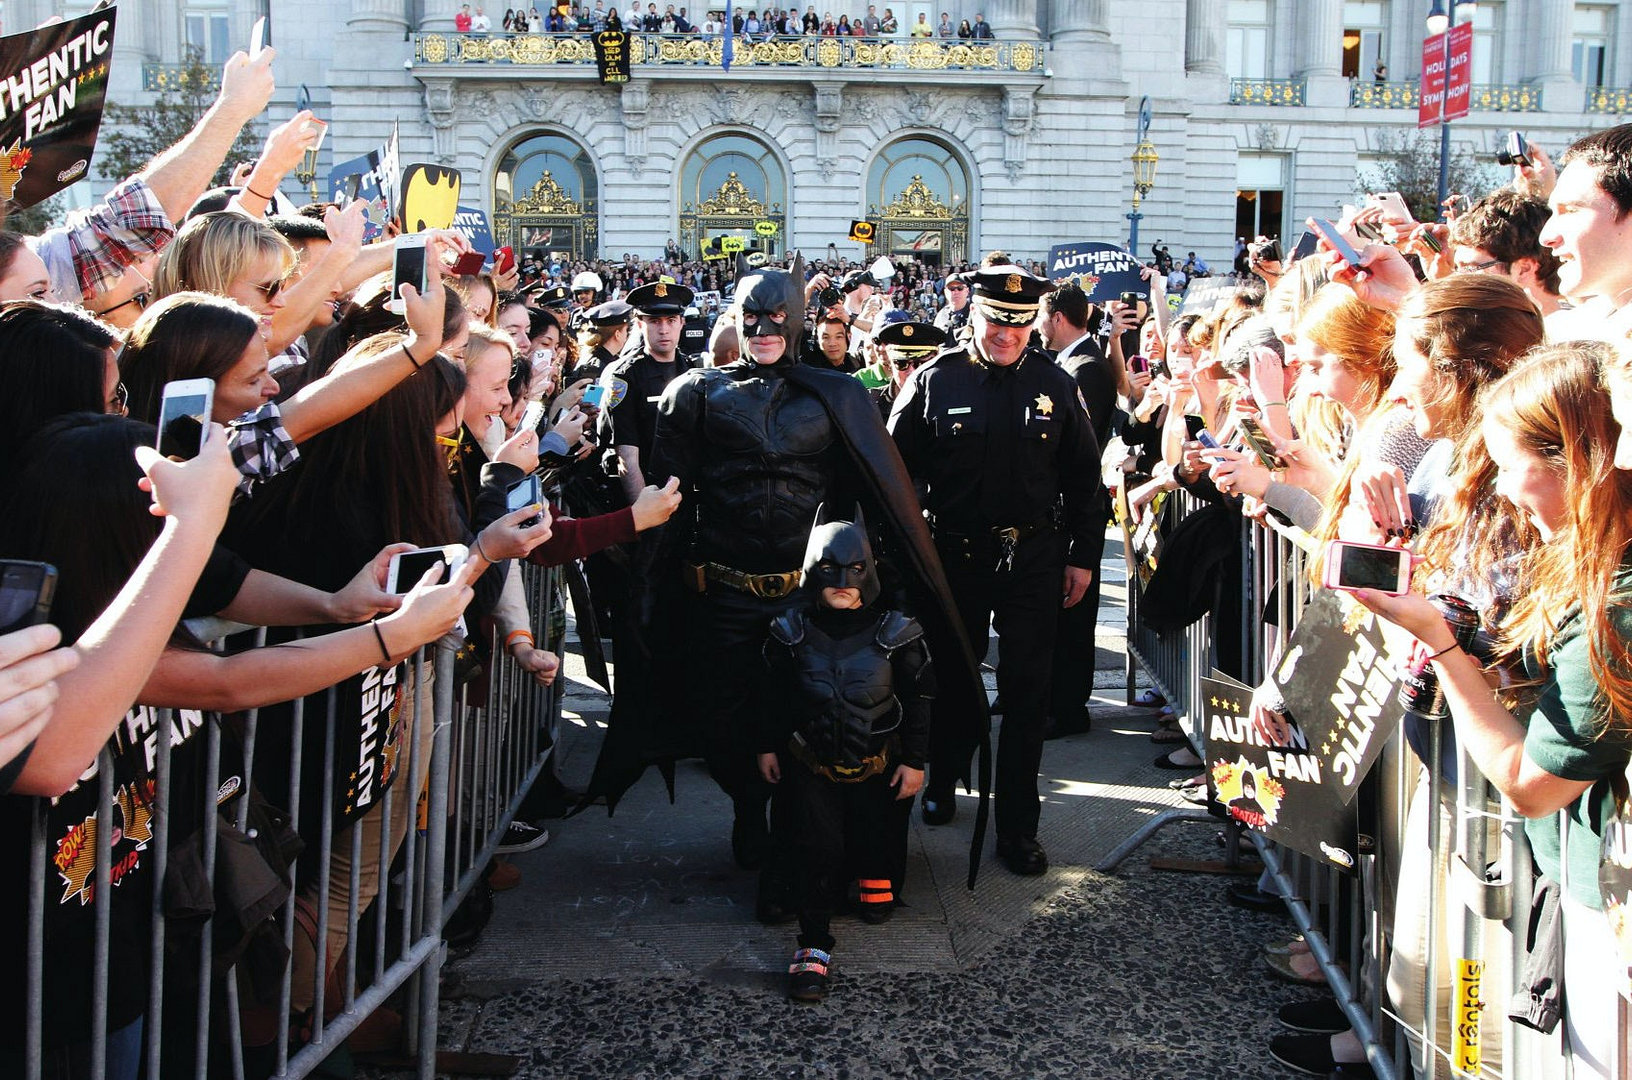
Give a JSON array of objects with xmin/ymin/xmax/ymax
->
[
  {"xmin": 1034, "ymin": 393, "xmax": 1054, "ymax": 416},
  {"xmin": 654, "ymin": 283, "xmax": 668, "ymax": 297},
  {"xmin": 1005, "ymin": 274, "xmax": 1022, "ymax": 294}
]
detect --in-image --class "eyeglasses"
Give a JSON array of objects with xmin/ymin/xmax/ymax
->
[
  {"xmin": 109, "ymin": 381, "xmax": 129, "ymax": 415},
  {"xmin": 1455, "ymin": 257, "xmax": 1503, "ymax": 274}
]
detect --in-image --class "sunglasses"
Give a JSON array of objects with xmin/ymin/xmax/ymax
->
[
  {"xmin": 95, "ymin": 291, "xmax": 149, "ymax": 318},
  {"xmin": 247, "ymin": 277, "xmax": 287, "ymax": 303}
]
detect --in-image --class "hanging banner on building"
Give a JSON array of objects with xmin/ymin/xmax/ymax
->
[
  {"xmin": 328, "ymin": 126, "xmax": 400, "ymax": 241},
  {"xmin": 1268, "ymin": 589, "xmax": 1412, "ymax": 806},
  {"xmin": 0, "ymin": 8, "xmax": 117, "ymax": 210},
  {"xmin": 1046, "ymin": 242, "xmax": 1148, "ymax": 302},
  {"xmin": 450, "ymin": 205, "xmax": 495, "ymax": 258},
  {"xmin": 398, "ymin": 162, "xmax": 462, "ymax": 232},
  {"xmin": 594, "ymin": 29, "xmax": 631, "ymax": 83},
  {"xmin": 849, "ymin": 219, "xmax": 876, "ymax": 243},
  {"xmin": 1201, "ymin": 670, "xmax": 1361, "ymax": 873}
]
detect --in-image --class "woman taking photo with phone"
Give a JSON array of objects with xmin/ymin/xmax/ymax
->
[{"xmin": 1357, "ymin": 341, "xmax": 1632, "ymax": 1080}]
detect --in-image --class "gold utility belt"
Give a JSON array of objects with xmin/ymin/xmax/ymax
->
[
  {"xmin": 787, "ymin": 734, "xmax": 897, "ymax": 784},
  {"xmin": 684, "ymin": 561, "xmax": 803, "ymax": 600}
]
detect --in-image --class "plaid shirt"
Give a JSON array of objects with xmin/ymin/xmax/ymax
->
[
  {"xmin": 32, "ymin": 177, "xmax": 174, "ymax": 305},
  {"xmin": 228, "ymin": 402, "xmax": 301, "ymax": 499}
]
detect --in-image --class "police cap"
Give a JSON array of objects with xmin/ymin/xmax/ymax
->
[
  {"xmin": 874, "ymin": 320, "xmax": 947, "ymax": 364},
  {"xmin": 626, "ymin": 280, "xmax": 695, "ymax": 317},
  {"xmin": 966, "ymin": 264, "xmax": 1054, "ymax": 326},
  {"xmin": 585, "ymin": 299, "xmax": 633, "ymax": 326}
]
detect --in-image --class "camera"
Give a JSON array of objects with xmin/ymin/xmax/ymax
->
[
  {"xmin": 1247, "ymin": 238, "xmax": 1282, "ymax": 265},
  {"xmin": 1495, "ymin": 130, "xmax": 1530, "ymax": 168},
  {"xmin": 817, "ymin": 286, "xmax": 844, "ymax": 309}
]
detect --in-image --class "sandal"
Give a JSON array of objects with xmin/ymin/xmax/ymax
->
[
  {"xmin": 1134, "ymin": 689, "xmax": 1167, "ymax": 707},
  {"xmin": 788, "ymin": 947, "xmax": 832, "ymax": 1003},
  {"xmin": 1154, "ymin": 747, "xmax": 1203, "ymax": 770},
  {"xmin": 1150, "ymin": 726, "xmax": 1188, "ymax": 744}
]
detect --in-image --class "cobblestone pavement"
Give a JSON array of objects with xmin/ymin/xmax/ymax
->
[{"xmin": 368, "ymin": 540, "xmax": 1320, "ymax": 1079}]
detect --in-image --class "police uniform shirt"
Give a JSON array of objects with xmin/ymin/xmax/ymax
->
[
  {"xmin": 602, "ymin": 347, "xmax": 700, "ymax": 463},
  {"xmin": 888, "ymin": 345, "xmax": 1104, "ymax": 569}
]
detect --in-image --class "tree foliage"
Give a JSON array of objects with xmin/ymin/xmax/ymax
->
[
  {"xmin": 1357, "ymin": 127, "xmax": 1503, "ymax": 222},
  {"xmin": 98, "ymin": 47, "xmax": 260, "ymax": 193}
]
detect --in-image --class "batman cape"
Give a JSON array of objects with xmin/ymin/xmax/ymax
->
[{"xmin": 580, "ymin": 345, "xmax": 992, "ymax": 887}]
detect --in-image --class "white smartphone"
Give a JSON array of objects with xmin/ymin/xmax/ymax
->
[
  {"xmin": 1367, "ymin": 190, "xmax": 1416, "ymax": 225},
  {"xmin": 1322, "ymin": 540, "xmax": 1411, "ymax": 596},
  {"xmin": 249, "ymin": 16, "xmax": 268, "ymax": 59},
  {"xmin": 389, "ymin": 234, "xmax": 428, "ymax": 315},
  {"xmin": 386, "ymin": 543, "xmax": 468, "ymax": 594},
  {"xmin": 301, "ymin": 116, "xmax": 328, "ymax": 154},
  {"xmin": 505, "ymin": 474, "xmax": 544, "ymax": 527},
  {"xmin": 520, "ymin": 400, "xmax": 546, "ymax": 433},
  {"xmin": 156, "ymin": 378, "xmax": 215, "ymax": 461}
]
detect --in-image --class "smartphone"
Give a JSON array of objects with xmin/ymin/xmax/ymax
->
[
  {"xmin": 1367, "ymin": 191, "xmax": 1416, "ymax": 225},
  {"xmin": 1127, "ymin": 355, "xmax": 1149, "ymax": 375},
  {"xmin": 300, "ymin": 116, "xmax": 328, "ymax": 154},
  {"xmin": 1195, "ymin": 429, "xmax": 1220, "ymax": 450},
  {"xmin": 450, "ymin": 250, "xmax": 485, "ymax": 277},
  {"xmin": 385, "ymin": 544, "xmax": 468, "ymax": 594},
  {"xmin": 505, "ymin": 474, "xmax": 544, "ymax": 528},
  {"xmin": 0, "ymin": 560, "xmax": 56, "ymax": 636},
  {"xmin": 520, "ymin": 400, "xmax": 546, "ymax": 433},
  {"xmin": 495, "ymin": 246, "xmax": 516, "ymax": 276},
  {"xmin": 1118, "ymin": 290, "xmax": 1142, "ymax": 307},
  {"xmin": 1148, "ymin": 357, "xmax": 1169, "ymax": 380},
  {"xmin": 157, "ymin": 378, "xmax": 214, "ymax": 461},
  {"xmin": 389, "ymin": 234, "xmax": 428, "ymax": 315},
  {"xmin": 1237, "ymin": 416, "xmax": 1286, "ymax": 470},
  {"xmin": 1311, "ymin": 218, "xmax": 1364, "ymax": 268},
  {"xmin": 581, "ymin": 383, "xmax": 609, "ymax": 410},
  {"xmin": 249, "ymin": 16, "xmax": 268, "ymax": 58},
  {"xmin": 1322, "ymin": 540, "xmax": 1412, "ymax": 596},
  {"xmin": 1289, "ymin": 231, "xmax": 1319, "ymax": 263}
]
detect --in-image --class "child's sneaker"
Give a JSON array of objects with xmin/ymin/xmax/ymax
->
[{"xmin": 787, "ymin": 947, "xmax": 832, "ymax": 1003}]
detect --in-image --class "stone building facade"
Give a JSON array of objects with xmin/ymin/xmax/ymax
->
[{"xmin": 24, "ymin": 0, "xmax": 1632, "ymax": 265}]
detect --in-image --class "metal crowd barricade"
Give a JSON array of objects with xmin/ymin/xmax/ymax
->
[
  {"xmin": 20, "ymin": 561, "xmax": 562, "ymax": 1079},
  {"xmin": 1121, "ymin": 494, "xmax": 1629, "ymax": 1080}
]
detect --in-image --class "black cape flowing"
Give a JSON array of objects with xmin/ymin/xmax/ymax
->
[{"xmin": 579, "ymin": 363, "xmax": 993, "ymax": 887}]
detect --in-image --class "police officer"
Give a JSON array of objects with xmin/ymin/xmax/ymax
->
[
  {"xmin": 602, "ymin": 280, "xmax": 700, "ymax": 503},
  {"xmin": 869, "ymin": 319, "xmax": 945, "ymax": 421},
  {"xmin": 571, "ymin": 269, "xmax": 605, "ymax": 311},
  {"xmin": 887, "ymin": 264, "xmax": 1103, "ymax": 876},
  {"xmin": 528, "ymin": 283, "xmax": 574, "ymax": 332},
  {"xmin": 572, "ymin": 299, "xmax": 632, "ymax": 383}
]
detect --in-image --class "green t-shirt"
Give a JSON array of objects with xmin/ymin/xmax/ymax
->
[{"xmin": 1522, "ymin": 579, "xmax": 1632, "ymax": 909}]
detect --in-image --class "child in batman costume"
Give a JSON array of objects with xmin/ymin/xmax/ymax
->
[{"xmin": 758, "ymin": 509, "xmax": 933, "ymax": 1003}]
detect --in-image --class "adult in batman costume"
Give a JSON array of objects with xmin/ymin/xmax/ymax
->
[{"xmin": 582, "ymin": 254, "xmax": 992, "ymax": 886}]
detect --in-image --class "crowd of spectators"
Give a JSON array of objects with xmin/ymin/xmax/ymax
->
[{"xmin": 449, "ymin": 1, "xmax": 996, "ymax": 37}]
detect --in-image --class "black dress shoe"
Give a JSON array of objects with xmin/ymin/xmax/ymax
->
[
  {"xmin": 920, "ymin": 788, "xmax": 955, "ymax": 826},
  {"xmin": 1226, "ymin": 881, "xmax": 1288, "ymax": 914},
  {"xmin": 995, "ymin": 835, "xmax": 1048, "ymax": 875},
  {"xmin": 1043, "ymin": 708, "xmax": 1092, "ymax": 740}
]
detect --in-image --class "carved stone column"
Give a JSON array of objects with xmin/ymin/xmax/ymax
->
[
  {"xmin": 984, "ymin": 0, "xmax": 1038, "ymax": 40},
  {"xmin": 812, "ymin": 81, "xmax": 842, "ymax": 182},
  {"xmin": 1295, "ymin": 0, "xmax": 1347, "ymax": 106},
  {"xmin": 621, "ymin": 81, "xmax": 649, "ymax": 178},
  {"xmin": 1049, "ymin": 0, "xmax": 1109, "ymax": 46},
  {"xmin": 348, "ymin": 0, "xmax": 410, "ymax": 33},
  {"xmin": 1530, "ymin": 0, "xmax": 1584, "ymax": 112},
  {"xmin": 1183, "ymin": 0, "xmax": 1225, "ymax": 76},
  {"xmin": 419, "ymin": 0, "xmax": 464, "ymax": 32}
]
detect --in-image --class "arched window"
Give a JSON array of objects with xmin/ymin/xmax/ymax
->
[
  {"xmin": 865, "ymin": 137, "xmax": 970, "ymax": 266},
  {"xmin": 677, "ymin": 132, "xmax": 787, "ymax": 262},
  {"xmin": 493, "ymin": 132, "xmax": 599, "ymax": 259}
]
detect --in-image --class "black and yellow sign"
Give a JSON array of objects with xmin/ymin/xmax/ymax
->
[
  {"xmin": 753, "ymin": 220, "xmax": 778, "ymax": 237},
  {"xmin": 720, "ymin": 236, "xmax": 746, "ymax": 254},
  {"xmin": 849, "ymin": 220, "xmax": 876, "ymax": 243},
  {"xmin": 593, "ymin": 29, "xmax": 630, "ymax": 83},
  {"xmin": 399, "ymin": 163, "xmax": 462, "ymax": 232}
]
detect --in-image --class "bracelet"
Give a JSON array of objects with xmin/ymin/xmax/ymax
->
[
  {"xmin": 1426, "ymin": 641, "xmax": 1461, "ymax": 663},
  {"xmin": 1260, "ymin": 400, "xmax": 1287, "ymax": 407},
  {"xmin": 506, "ymin": 629, "xmax": 534, "ymax": 649},
  {"xmin": 246, "ymin": 184, "xmax": 274, "ymax": 200},
  {"xmin": 371, "ymin": 619, "xmax": 393, "ymax": 665},
  {"xmin": 474, "ymin": 533, "xmax": 492, "ymax": 562},
  {"xmin": 402, "ymin": 343, "xmax": 424, "ymax": 370}
]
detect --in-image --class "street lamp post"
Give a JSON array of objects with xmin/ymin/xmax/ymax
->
[
  {"xmin": 1127, "ymin": 96, "xmax": 1159, "ymax": 256},
  {"xmin": 1428, "ymin": 0, "xmax": 1478, "ymax": 216}
]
